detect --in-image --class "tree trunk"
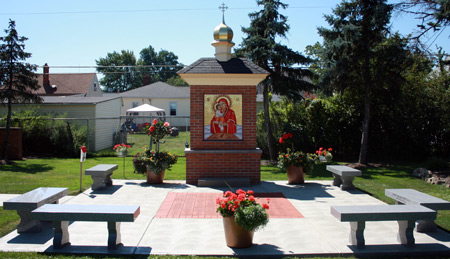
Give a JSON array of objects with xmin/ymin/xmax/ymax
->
[
  {"xmin": 359, "ymin": 90, "xmax": 370, "ymax": 164},
  {"xmin": 263, "ymin": 83, "xmax": 276, "ymax": 162},
  {"xmin": 1, "ymin": 97, "xmax": 13, "ymax": 162},
  {"xmin": 359, "ymin": 52, "xmax": 371, "ymax": 165}
]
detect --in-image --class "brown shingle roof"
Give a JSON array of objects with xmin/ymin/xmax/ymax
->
[
  {"xmin": 36, "ymin": 73, "xmax": 96, "ymax": 95},
  {"xmin": 177, "ymin": 58, "xmax": 268, "ymax": 74}
]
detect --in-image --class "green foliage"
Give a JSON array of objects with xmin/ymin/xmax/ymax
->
[
  {"xmin": 425, "ymin": 157, "xmax": 449, "ymax": 171},
  {"xmin": 0, "ymin": 108, "xmax": 87, "ymax": 157},
  {"xmin": 95, "ymin": 50, "xmax": 139, "ymax": 92},
  {"xmin": 235, "ymin": 203, "xmax": 269, "ymax": 232},
  {"xmin": 96, "ymin": 45, "xmax": 183, "ymax": 92},
  {"xmin": 237, "ymin": 0, "xmax": 315, "ymax": 161}
]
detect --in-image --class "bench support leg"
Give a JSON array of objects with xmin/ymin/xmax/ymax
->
[
  {"xmin": 91, "ymin": 175, "xmax": 106, "ymax": 190},
  {"xmin": 107, "ymin": 222, "xmax": 121, "ymax": 250},
  {"xmin": 53, "ymin": 221, "xmax": 70, "ymax": 249},
  {"xmin": 332, "ymin": 174, "xmax": 342, "ymax": 187},
  {"xmin": 397, "ymin": 220, "xmax": 415, "ymax": 247},
  {"xmin": 349, "ymin": 221, "xmax": 365, "ymax": 248},
  {"xmin": 105, "ymin": 173, "xmax": 113, "ymax": 186},
  {"xmin": 340, "ymin": 176, "xmax": 356, "ymax": 190},
  {"xmin": 17, "ymin": 210, "xmax": 42, "ymax": 233}
]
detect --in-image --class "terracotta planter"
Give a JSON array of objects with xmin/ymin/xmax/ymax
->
[
  {"xmin": 222, "ymin": 216, "xmax": 254, "ymax": 248},
  {"xmin": 287, "ymin": 165, "xmax": 305, "ymax": 184},
  {"xmin": 146, "ymin": 169, "xmax": 165, "ymax": 184}
]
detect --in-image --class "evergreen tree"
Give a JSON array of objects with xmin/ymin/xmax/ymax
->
[
  {"xmin": 317, "ymin": 0, "xmax": 406, "ymax": 164},
  {"xmin": 0, "ymin": 19, "xmax": 41, "ymax": 162},
  {"xmin": 237, "ymin": 0, "xmax": 314, "ymax": 161}
]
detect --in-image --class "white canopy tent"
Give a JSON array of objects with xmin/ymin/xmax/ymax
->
[
  {"xmin": 124, "ymin": 104, "xmax": 166, "ymax": 132},
  {"xmin": 126, "ymin": 103, "xmax": 165, "ymax": 114}
]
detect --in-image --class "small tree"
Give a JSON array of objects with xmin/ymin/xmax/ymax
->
[{"xmin": 0, "ymin": 19, "xmax": 41, "ymax": 163}]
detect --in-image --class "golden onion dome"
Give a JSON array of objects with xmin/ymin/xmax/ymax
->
[{"xmin": 213, "ymin": 21, "xmax": 233, "ymax": 42}]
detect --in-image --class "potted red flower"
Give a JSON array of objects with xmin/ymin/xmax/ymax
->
[
  {"xmin": 216, "ymin": 189, "xmax": 269, "ymax": 248},
  {"xmin": 113, "ymin": 143, "xmax": 130, "ymax": 157},
  {"xmin": 139, "ymin": 119, "xmax": 177, "ymax": 184}
]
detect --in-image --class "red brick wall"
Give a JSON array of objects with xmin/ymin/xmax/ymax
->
[
  {"xmin": 0, "ymin": 127, "xmax": 23, "ymax": 160},
  {"xmin": 190, "ymin": 85, "xmax": 257, "ymax": 150},
  {"xmin": 185, "ymin": 150, "xmax": 261, "ymax": 185},
  {"xmin": 186, "ymin": 84, "xmax": 261, "ymax": 185}
]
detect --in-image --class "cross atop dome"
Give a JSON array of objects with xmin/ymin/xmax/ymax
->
[
  {"xmin": 212, "ymin": 3, "xmax": 234, "ymax": 62},
  {"xmin": 219, "ymin": 3, "xmax": 228, "ymax": 23}
]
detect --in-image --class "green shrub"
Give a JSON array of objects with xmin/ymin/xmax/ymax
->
[{"xmin": 425, "ymin": 157, "xmax": 449, "ymax": 171}]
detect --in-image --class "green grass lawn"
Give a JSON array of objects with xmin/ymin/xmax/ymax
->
[{"xmin": 1, "ymin": 135, "xmax": 449, "ymax": 258}]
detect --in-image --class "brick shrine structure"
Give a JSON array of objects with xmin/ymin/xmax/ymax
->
[{"xmin": 178, "ymin": 13, "xmax": 268, "ymax": 185}]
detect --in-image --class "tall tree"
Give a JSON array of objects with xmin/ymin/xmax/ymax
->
[
  {"xmin": 96, "ymin": 50, "xmax": 139, "ymax": 92},
  {"xmin": 317, "ymin": 0, "xmax": 404, "ymax": 164},
  {"xmin": 237, "ymin": 0, "xmax": 314, "ymax": 161},
  {"xmin": 138, "ymin": 46, "xmax": 182, "ymax": 84},
  {"xmin": 0, "ymin": 19, "xmax": 41, "ymax": 162}
]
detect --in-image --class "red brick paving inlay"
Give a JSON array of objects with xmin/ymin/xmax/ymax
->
[{"xmin": 155, "ymin": 192, "xmax": 304, "ymax": 218}]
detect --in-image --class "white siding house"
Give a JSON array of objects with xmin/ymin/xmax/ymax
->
[{"xmin": 115, "ymin": 81, "xmax": 190, "ymax": 130}]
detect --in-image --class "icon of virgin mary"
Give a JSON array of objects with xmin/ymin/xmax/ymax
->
[{"xmin": 207, "ymin": 97, "xmax": 240, "ymax": 140}]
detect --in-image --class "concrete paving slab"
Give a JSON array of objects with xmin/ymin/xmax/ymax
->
[{"xmin": 0, "ymin": 180, "xmax": 449, "ymax": 257}]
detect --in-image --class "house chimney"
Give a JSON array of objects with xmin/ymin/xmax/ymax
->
[
  {"xmin": 43, "ymin": 63, "xmax": 49, "ymax": 86},
  {"xmin": 143, "ymin": 74, "xmax": 151, "ymax": 86}
]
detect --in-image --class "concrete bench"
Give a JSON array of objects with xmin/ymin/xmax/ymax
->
[
  {"xmin": 3, "ymin": 187, "xmax": 69, "ymax": 233},
  {"xmin": 326, "ymin": 165, "xmax": 362, "ymax": 190},
  {"xmin": 386, "ymin": 188, "xmax": 450, "ymax": 232},
  {"xmin": 331, "ymin": 205, "xmax": 436, "ymax": 248},
  {"xmin": 85, "ymin": 164, "xmax": 118, "ymax": 190},
  {"xmin": 32, "ymin": 204, "xmax": 140, "ymax": 250}
]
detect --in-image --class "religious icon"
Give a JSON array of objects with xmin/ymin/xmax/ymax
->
[{"xmin": 204, "ymin": 94, "xmax": 242, "ymax": 140}]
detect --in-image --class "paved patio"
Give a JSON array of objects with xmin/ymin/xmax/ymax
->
[{"xmin": 1, "ymin": 180, "xmax": 450, "ymax": 257}]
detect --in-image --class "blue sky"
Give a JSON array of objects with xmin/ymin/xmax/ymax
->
[{"xmin": 1, "ymin": 0, "xmax": 448, "ymax": 74}]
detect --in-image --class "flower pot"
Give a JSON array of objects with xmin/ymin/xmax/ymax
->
[
  {"xmin": 287, "ymin": 165, "xmax": 305, "ymax": 184},
  {"xmin": 116, "ymin": 150, "xmax": 128, "ymax": 157},
  {"xmin": 222, "ymin": 216, "xmax": 254, "ymax": 248},
  {"xmin": 146, "ymin": 169, "xmax": 165, "ymax": 184}
]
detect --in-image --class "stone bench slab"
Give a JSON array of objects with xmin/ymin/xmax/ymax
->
[
  {"xmin": 386, "ymin": 188, "xmax": 450, "ymax": 232},
  {"xmin": 326, "ymin": 165, "xmax": 361, "ymax": 190},
  {"xmin": 85, "ymin": 164, "xmax": 118, "ymax": 190},
  {"xmin": 85, "ymin": 164, "xmax": 118, "ymax": 176},
  {"xmin": 3, "ymin": 187, "xmax": 68, "ymax": 233},
  {"xmin": 331, "ymin": 204, "xmax": 436, "ymax": 248},
  {"xmin": 32, "ymin": 204, "xmax": 140, "ymax": 250}
]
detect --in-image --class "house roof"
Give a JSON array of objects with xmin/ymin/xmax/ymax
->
[
  {"xmin": 119, "ymin": 81, "xmax": 190, "ymax": 98},
  {"xmin": 41, "ymin": 95, "xmax": 120, "ymax": 105},
  {"xmin": 177, "ymin": 57, "xmax": 268, "ymax": 74},
  {"xmin": 36, "ymin": 73, "xmax": 96, "ymax": 95}
]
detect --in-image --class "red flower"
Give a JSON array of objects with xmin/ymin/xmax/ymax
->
[
  {"xmin": 224, "ymin": 191, "xmax": 232, "ymax": 197},
  {"xmin": 221, "ymin": 203, "xmax": 226, "ymax": 209},
  {"xmin": 262, "ymin": 203, "xmax": 269, "ymax": 210},
  {"xmin": 149, "ymin": 126, "xmax": 155, "ymax": 132},
  {"xmin": 247, "ymin": 190, "xmax": 254, "ymax": 195},
  {"xmin": 279, "ymin": 137, "xmax": 284, "ymax": 144},
  {"xmin": 282, "ymin": 133, "xmax": 288, "ymax": 139},
  {"xmin": 323, "ymin": 151, "xmax": 327, "ymax": 156},
  {"xmin": 319, "ymin": 147, "xmax": 323, "ymax": 151},
  {"xmin": 152, "ymin": 119, "xmax": 158, "ymax": 125},
  {"xmin": 287, "ymin": 133, "xmax": 293, "ymax": 138},
  {"xmin": 328, "ymin": 148, "xmax": 333, "ymax": 151},
  {"xmin": 236, "ymin": 189, "xmax": 246, "ymax": 195},
  {"xmin": 164, "ymin": 122, "xmax": 170, "ymax": 127},
  {"xmin": 249, "ymin": 195, "xmax": 255, "ymax": 202}
]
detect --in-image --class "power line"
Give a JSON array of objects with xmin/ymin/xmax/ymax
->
[{"xmin": 0, "ymin": 6, "xmax": 332, "ymax": 16}]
